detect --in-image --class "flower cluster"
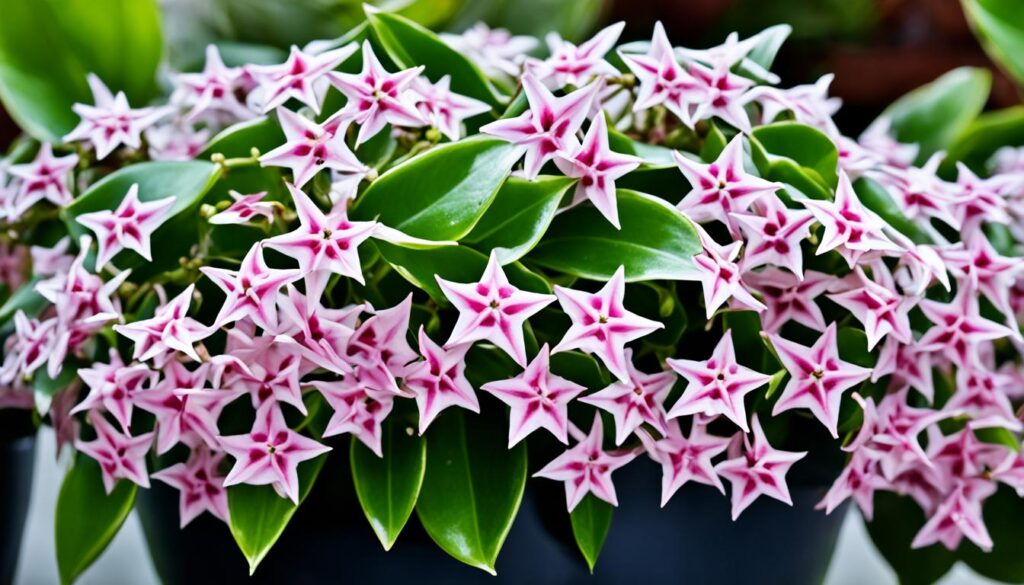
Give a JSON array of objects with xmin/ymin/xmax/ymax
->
[{"xmin": 3, "ymin": 14, "xmax": 1024, "ymax": 571}]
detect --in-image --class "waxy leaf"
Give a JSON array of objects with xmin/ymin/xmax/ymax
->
[
  {"xmin": 55, "ymin": 454, "xmax": 137, "ymax": 585},
  {"xmin": 350, "ymin": 416, "xmax": 427, "ymax": 550},
  {"xmin": 463, "ymin": 176, "xmax": 574, "ymax": 264},
  {"xmin": 741, "ymin": 24, "xmax": 792, "ymax": 80},
  {"xmin": 366, "ymin": 11, "xmax": 505, "ymax": 108},
  {"xmin": 228, "ymin": 454, "xmax": 327, "ymax": 574},
  {"xmin": 942, "ymin": 106, "xmax": 1024, "ymax": 175},
  {"xmin": 854, "ymin": 176, "xmax": 930, "ymax": 244},
  {"xmin": 201, "ymin": 116, "xmax": 286, "ymax": 159},
  {"xmin": 881, "ymin": 67, "xmax": 991, "ymax": 164},
  {"xmin": 569, "ymin": 494, "xmax": 614, "ymax": 573},
  {"xmin": 352, "ymin": 137, "xmax": 520, "ymax": 241},
  {"xmin": 962, "ymin": 0, "xmax": 1024, "ymax": 88},
  {"xmin": 529, "ymin": 190, "xmax": 702, "ymax": 281},
  {"xmin": 0, "ymin": 0, "xmax": 162, "ymax": 141},
  {"xmin": 752, "ymin": 122, "xmax": 839, "ymax": 188},
  {"xmin": 416, "ymin": 409, "xmax": 527, "ymax": 574}
]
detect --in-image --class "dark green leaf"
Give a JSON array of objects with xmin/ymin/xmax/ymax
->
[
  {"xmin": 962, "ymin": 0, "xmax": 1024, "ymax": 87},
  {"xmin": 854, "ymin": 176, "xmax": 931, "ymax": 244},
  {"xmin": 569, "ymin": 493, "xmax": 614, "ymax": 573},
  {"xmin": 350, "ymin": 417, "xmax": 427, "ymax": 550},
  {"xmin": 228, "ymin": 454, "xmax": 327, "ymax": 574},
  {"xmin": 550, "ymin": 351, "xmax": 609, "ymax": 391},
  {"xmin": 416, "ymin": 409, "xmax": 527, "ymax": 574},
  {"xmin": 752, "ymin": 122, "xmax": 839, "ymax": 188},
  {"xmin": 462, "ymin": 176, "xmax": 574, "ymax": 263},
  {"xmin": 353, "ymin": 137, "xmax": 520, "ymax": 241},
  {"xmin": 56, "ymin": 454, "xmax": 137, "ymax": 585},
  {"xmin": 606, "ymin": 124, "xmax": 677, "ymax": 167},
  {"xmin": 0, "ymin": 278, "xmax": 47, "ymax": 325},
  {"xmin": 529, "ymin": 190, "xmax": 702, "ymax": 281}
]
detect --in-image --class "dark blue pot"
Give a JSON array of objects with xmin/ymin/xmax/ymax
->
[
  {"xmin": 137, "ymin": 449, "xmax": 846, "ymax": 585},
  {"xmin": 0, "ymin": 435, "xmax": 35, "ymax": 585}
]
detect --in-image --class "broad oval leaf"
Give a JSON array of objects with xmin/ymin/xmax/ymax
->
[
  {"xmin": 352, "ymin": 137, "xmax": 520, "ymax": 241},
  {"xmin": 570, "ymin": 494, "xmax": 614, "ymax": 573},
  {"xmin": 880, "ymin": 67, "xmax": 991, "ymax": 164},
  {"xmin": 227, "ymin": 454, "xmax": 327, "ymax": 574},
  {"xmin": 0, "ymin": 0, "xmax": 162, "ymax": 141},
  {"xmin": 752, "ymin": 122, "xmax": 839, "ymax": 189},
  {"xmin": 415, "ymin": 409, "xmax": 527, "ymax": 574},
  {"xmin": 56, "ymin": 454, "xmax": 137, "ymax": 585},
  {"xmin": 367, "ymin": 11, "xmax": 504, "ymax": 108},
  {"xmin": 350, "ymin": 415, "xmax": 427, "ymax": 550},
  {"xmin": 201, "ymin": 116, "xmax": 286, "ymax": 159},
  {"xmin": 462, "ymin": 176, "xmax": 574, "ymax": 264},
  {"xmin": 942, "ymin": 106, "xmax": 1024, "ymax": 175},
  {"xmin": 853, "ymin": 176, "xmax": 930, "ymax": 244},
  {"xmin": 962, "ymin": 0, "xmax": 1024, "ymax": 88},
  {"xmin": 529, "ymin": 190, "xmax": 702, "ymax": 281}
]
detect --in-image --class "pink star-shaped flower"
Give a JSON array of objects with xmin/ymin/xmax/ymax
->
[
  {"xmin": 689, "ymin": 225, "xmax": 766, "ymax": 318},
  {"xmin": 686, "ymin": 62, "xmax": 756, "ymax": 133},
  {"xmin": 344, "ymin": 295, "xmax": 418, "ymax": 395},
  {"xmin": 480, "ymin": 73, "xmax": 600, "ymax": 179},
  {"xmin": 744, "ymin": 268, "xmax": 831, "ymax": 333},
  {"xmin": 642, "ymin": 418, "xmax": 731, "ymax": 506},
  {"xmin": 409, "ymin": 75, "xmax": 491, "ymax": 142},
  {"xmin": 852, "ymin": 388, "xmax": 951, "ymax": 482},
  {"xmin": 151, "ymin": 445, "xmax": 231, "ymax": 528},
  {"xmin": 534, "ymin": 413, "xmax": 638, "ymax": 511},
  {"xmin": 753, "ymin": 74, "xmax": 840, "ymax": 133},
  {"xmin": 802, "ymin": 170, "xmax": 900, "ymax": 267},
  {"xmin": 250, "ymin": 43, "xmax": 357, "ymax": 114},
  {"xmin": 220, "ymin": 400, "xmax": 331, "ymax": 503},
  {"xmin": 275, "ymin": 284, "xmax": 358, "ymax": 374},
  {"xmin": 75, "ymin": 183, "xmax": 176, "ymax": 269},
  {"xmin": 436, "ymin": 251, "xmax": 555, "ymax": 367},
  {"xmin": 553, "ymin": 114, "xmax": 641, "ymax": 229},
  {"xmin": 145, "ymin": 121, "xmax": 210, "ymax": 162},
  {"xmin": 869, "ymin": 154, "xmax": 960, "ymax": 229},
  {"xmin": 674, "ymin": 136, "xmax": 780, "ymax": 236},
  {"xmin": 769, "ymin": 323, "xmax": 872, "ymax": 437},
  {"xmin": 912, "ymin": 479, "xmax": 996, "ymax": 552},
  {"xmin": 70, "ymin": 350, "xmax": 156, "ymax": 432},
  {"xmin": 264, "ymin": 182, "xmax": 377, "ymax": 303},
  {"xmin": 552, "ymin": 266, "xmax": 663, "ymax": 383},
  {"xmin": 622, "ymin": 22, "xmax": 702, "ymax": 126},
  {"xmin": 30, "ymin": 236, "xmax": 72, "ymax": 277},
  {"xmin": 946, "ymin": 367, "xmax": 1022, "ymax": 432},
  {"xmin": 733, "ymin": 194, "xmax": 814, "ymax": 277},
  {"xmin": 404, "ymin": 328, "xmax": 479, "ymax": 434},
  {"xmin": 135, "ymin": 385, "xmax": 245, "ymax": 454},
  {"xmin": 228, "ymin": 344, "xmax": 307, "ymax": 414},
  {"xmin": 817, "ymin": 450, "xmax": 887, "ymax": 520},
  {"xmin": 114, "ymin": 284, "xmax": 210, "ymax": 364},
  {"xmin": 440, "ymin": 23, "xmax": 537, "ymax": 79},
  {"xmin": 480, "ymin": 344, "xmax": 586, "ymax": 447},
  {"xmin": 827, "ymin": 265, "xmax": 916, "ymax": 350},
  {"xmin": 942, "ymin": 234, "xmax": 1024, "ymax": 324},
  {"xmin": 76, "ymin": 411, "xmax": 154, "ymax": 494},
  {"xmin": 715, "ymin": 415, "xmax": 807, "ymax": 519},
  {"xmin": 858, "ymin": 117, "xmax": 918, "ymax": 169},
  {"xmin": 872, "ymin": 338, "xmax": 934, "ymax": 402},
  {"xmin": 951, "ymin": 162, "xmax": 1012, "ymax": 236},
  {"xmin": 200, "ymin": 243, "xmax": 301, "ymax": 330},
  {"xmin": 7, "ymin": 143, "xmax": 78, "ymax": 213},
  {"xmin": 579, "ymin": 349, "xmax": 675, "ymax": 445},
  {"xmin": 526, "ymin": 22, "xmax": 623, "ymax": 88},
  {"xmin": 259, "ymin": 108, "xmax": 368, "ymax": 188},
  {"xmin": 326, "ymin": 41, "xmax": 425, "ymax": 146},
  {"xmin": 677, "ymin": 29, "xmax": 780, "ymax": 83},
  {"xmin": 208, "ymin": 190, "xmax": 277, "ymax": 226},
  {"xmin": 307, "ymin": 370, "xmax": 395, "ymax": 457},
  {"xmin": 63, "ymin": 74, "xmax": 171, "ymax": 160},
  {"xmin": 172, "ymin": 44, "xmax": 254, "ymax": 123},
  {"xmin": 667, "ymin": 330, "xmax": 772, "ymax": 432},
  {"xmin": 917, "ymin": 284, "xmax": 1013, "ymax": 369},
  {"xmin": 0, "ymin": 311, "xmax": 55, "ymax": 384}
]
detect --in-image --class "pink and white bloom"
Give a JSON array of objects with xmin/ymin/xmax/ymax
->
[
  {"xmin": 0, "ymin": 312, "xmax": 56, "ymax": 384},
  {"xmin": 63, "ymin": 74, "xmax": 171, "ymax": 160},
  {"xmin": 481, "ymin": 344, "xmax": 586, "ymax": 447},
  {"xmin": 172, "ymin": 44, "xmax": 254, "ymax": 122},
  {"xmin": 817, "ymin": 450, "xmax": 888, "ymax": 520},
  {"xmin": 7, "ymin": 143, "xmax": 78, "ymax": 213},
  {"xmin": 745, "ymin": 269, "xmax": 831, "ymax": 333},
  {"xmin": 715, "ymin": 415, "xmax": 807, "ymax": 519},
  {"xmin": 440, "ymin": 23, "xmax": 537, "ymax": 79},
  {"xmin": 404, "ymin": 328, "xmax": 479, "ymax": 434},
  {"xmin": 733, "ymin": 194, "xmax": 814, "ymax": 277},
  {"xmin": 686, "ymin": 62, "xmax": 756, "ymax": 133},
  {"xmin": 552, "ymin": 266, "xmax": 663, "ymax": 382},
  {"xmin": 344, "ymin": 295, "xmax": 418, "ymax": 395},
  {"xmin": 307, "ymin": 371, "xmax": 395, "ymax": 457},
  {"xmin": 527, "ymin": 22, "xmax": 624, "ymax": 88},
  {"xmin": 75, "ymin": 183, "xmax": 176, "ymax": 269},
  {"xmin": 827, "ymin": 265, "xmax": 916, "ymax": 350},
  {"xmin": 912, "ymin": 479, "xmax": 996, "ymax": 552},
  {"xmin": 275, "ymin": 285, "xmax": 358, "ymax": 374},
  {"xmin": 220, "ymin": 400, "xmax": 331, "ymax": 504},
  {"xmin": 409, "ymin": 75, "xmax": 491, "ymax": 141},
  {"xmin": 622, "ymin": 22, "xmax": 702, "ymax": 126},
  {"xmin": 259, "ymin": 108, "xmax": 368, "ymax": 188},
  {"xmin": 534, "ymin": 413, "xmax": 638, "ymax": 511},
  {"xmin": 917, "ymin": 284, "xmax": 1014, "ymax": 369},
  {"xmin": 802, "ymin": 170, "xmax": 900, "ymax": 267},
  {"xmin": 114, "ymin": 285, "xmax": 210, "ymax": 364},
  {"xmin": 200, "ymin": 243, "xmax": 301, "ymax": 330},
  {"xmin": 208, "ymin": 190, "xmax": 277, "ymax": 225},
  {"xmin": 152, "ymin": 446, "xmax": 231, "ymax": 527},
  {"xmin": 76, "ymin": 411, "xmax": 154, "ymax": 494},
  {"xmin": 249, "ymin": 43, "xmax": 357, "ymax": 114},
  {"xmin": 71, "ymin": 350, "xmax": 156, "ymax": 432},
  {"xmin": 228, "ymin": 344, "xmax": 307, "ymax": 414},
  {"xmin": 643, "ymin": 418, "xmax": 731, "ymax": 506},
  {"xmin": 689, "ymin": 225, "xmax": 766, "ymax": 318},
  {"xmin": 580, "ymin": 349, "xmax": 675, "ymax": 445},
  {"xmin": 942, "ymin": 234, "xmax": 1024, "ymax": 324},
  {"xmin": 753, "ymin": 74, "xmax": 841, "ymax": 133}
]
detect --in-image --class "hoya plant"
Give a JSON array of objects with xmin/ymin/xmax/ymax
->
[{"xmin": 2, "ymin": 2, "xmax": 1024, "ymax": 584}]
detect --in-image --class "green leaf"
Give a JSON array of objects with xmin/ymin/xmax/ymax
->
[
  {"xmin": 962, "ymin": 0, "xmax": 1024, "ymax": 87},
  {"xmin": 569, "ymin": 494, "xmax": 614, "ymax": 573},
  {"xmin": 881, "ymin": 67, "xmax": 991, "ymax": 164},
  {"xmin": 549, "ymin": 351, "xmax": 609, "ymax": 390},
  {"xmin": 942, "ymin": 106, "xmax": 1024, "ymax": 175},
  {"xmin": 0, "ymin": 278, "xmax": 47, "ymax": 325},
  {"xmin": 866, "ymin": 492, "xmax": 956, "ymax": 585},
  {"xmin": 606, "ymin": 124, "xmax": 677, "ymax": 167},
  {"xmin": 56, "ymin": 454, "xmax": 137, "ymax": 585},
  {"xmin": 352, "ymin": 137, "xmax": 520, "ymax": 241},
  {"xmin": 366, "ymin": 11, "xmax": 504, "ymax": 108},
  {"xmin": 201, "ymin": 117, "xmax": 286, "ymax": 159},
  {"xmin": 462, "ymin": 176, "xmax": 574, "ymax": 263},
  {"xmin": 853, "ymin": 176, "xmax": 930, "ymax": 244},
  {"xmin": 374, "ymin": 241, "xmax": 550, "ymax": 303},
  {"xmin": 752, "ymin": 122, "xmax": 839, "ymax": 188},
  {"xmin": 350, "ymin": 417, "xmax": 427, "ymax": 550},
  {"xmin": 962, "ymin": 486, "xmax": 1024, "ymax": 582},
  {"xmin": 416, "ymin": 409, "xmax": 527, "ymax": 574},
  {"xmin": 227, "ymin": 454, "xmax": 327, "ymax": 574},
  {"xmin": 741, "ymin": 24, "xmax": 792, "ymax": 80},
  {"xmin": 33, "ymin": 361, "xmax": 79, "ymax": 399},
  {"xmin": 974, "ymin": 426, "xmax": 1020, "ymax": 452},
  {"xmin": 529, "ymin": 190, "xmax": 702, "ymax": 281},
  {"xmin": 0, "ymin": 0, "xmax": 162, "ymax": 141}
]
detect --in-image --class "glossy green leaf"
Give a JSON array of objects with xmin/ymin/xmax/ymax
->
[
  {"xmin": 462, "ymin": 176, "xmax": 574, "ymax": 263},
  {"xmin": 353, "ymin": 137, "xmax": 520, "ymax": 241},
  {"xmin": 752, "ymin": 122, "xmax": 839, "ymax": 188},
  {"xmin": 549, "ymin": 350, "xmax": 609, "ymax": 391},
  {"xmin": 881, "ymin": 67, "xmax": 991, "ymax": 164},
  {"xmin": 866, "ymin": 492, "xmax": 956, "ymax": 585},
  {"xmin": 741, "ymin": 24, "xmax": 792, "ymax": 80},
  {"xmin": 0, "ymin": 278, "xmax": 47, "ymax": 325},
  {"xmin": 367, "ymin": 11, "xmax": 504, "ymax": 108},
  {"xmin": 0, "ymin": 0, "xmax": 162, "ymax": 141},
  {"xmin": 853, "ymin": 176, "xmax": 930, "ymax": 244},
  {"xmin": 201, "ymin": 117, "xmax": 286, "ymax": 159},
  {"xmin": 56, "ymin": 454, "xmax": 137, "ymax": 585},
  {"xmin": 451, "ymin": 0, "xmax": 602, "ymax": 43},
  {"xmin": 350, "ymin": 417, "xmax": 427, "ymax": 550},
  {"xmin": 416, "ymin": 409, "xmax": 527, "ymax": 574},
  {"xmin": 529, "ymin": 190, "xmax": 702, "ymax": 281},
  {"xmin": 569, "ymin": 494, "xmax": 614, "ymax": 573},
  {"xmin": 942, "ymin": 106, "xmax": 1024, "ymax": 175},
  {"xmin": 963, "ymin": 0, "xmax": 1024, "ymax": 87},
  {"xmin": 228, "ymin": 454, "xmax": 327, "ymax": 574},
  {"xmin": 606, "ymin": 124, "xmax": 677, "ymax": 168}
]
